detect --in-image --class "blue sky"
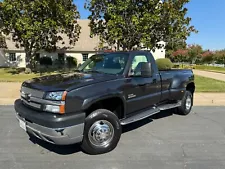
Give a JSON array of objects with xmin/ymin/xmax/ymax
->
[{"xmin": 74, "ymin": 0, "xmax": 225, "ymax": 50}]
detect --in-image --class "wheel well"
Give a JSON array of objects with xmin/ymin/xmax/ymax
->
[
  {"xmin": 85, "ymin": 97, "xmax": 125, "ymax": 119},
  {"xmin": 186, "ymin": 82, "xmax": 195, "ymax": 94}
]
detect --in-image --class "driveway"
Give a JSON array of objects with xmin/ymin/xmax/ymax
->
[
  {"xmin": 1, "ymin": 106, "xmax": 225, "ymax": 169},
  {"xmin": 193, "ymin": 69, "xmax": 225, "ymax": 81}
]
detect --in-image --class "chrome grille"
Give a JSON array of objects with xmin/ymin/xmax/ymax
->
[
  {"xmin": 21, "ymin": 86, "xmax": 45, "ymax": 98},
  {"xmin": 21, "ymin": 86, "xmax": 44, "ymax": 109},
  {"xmin": 21, "ymin": 98, "xmax": 42, "ymax": 109}
]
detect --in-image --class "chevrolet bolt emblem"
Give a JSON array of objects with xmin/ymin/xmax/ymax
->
[{"xmin": 25, "ymin": 93, "xmax": 31, "ymax": 102}]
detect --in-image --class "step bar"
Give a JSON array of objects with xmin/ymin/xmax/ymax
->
[{"xmin": 120, "ymin": 101, "xmax": 181, "ymax": 125}]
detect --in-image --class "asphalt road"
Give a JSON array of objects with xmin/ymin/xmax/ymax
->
[{"xmin": 1, "ymin": 106, "xmax": 225, "ymax": 169}]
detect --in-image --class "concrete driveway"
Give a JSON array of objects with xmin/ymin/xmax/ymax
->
[
  {"xmin": 1, "ymin": 106, "xmax": 225, "ymax": 169},
  {"xmin": 193, "ymin": 69, "xmax": 225, "ymax": 81}
]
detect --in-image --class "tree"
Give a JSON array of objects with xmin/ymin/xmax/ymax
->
[
  {"xmin": 0, "ymin": 1, "xmax": 6, "ymax": 49},
  {"xmin": 0, "ymin": 0, "xmax": 81, "ymax": 71},
  {"xmin": 0, "ymin": 34, "xmax": 7, "ymax": 48},
  {"xmin": 187, "ymin": 44, "xmax": 203, "ymax": 64},
  {"xmin": 201, "ymin": 51, "xmax": 214, "ymax": 64},
  {"xmin": 171, "ymin": 49, "xmax": 189, "ymax": 63},
  {"xmin": 85, "ymin": 0, "xmax": 197, "ymax": 51},
  {"xmin": 214, "ymin": 50, "xmax": 225, "ymax": 65}
]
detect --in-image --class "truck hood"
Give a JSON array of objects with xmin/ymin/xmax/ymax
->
[{"xmin": 22, "ymin": 72, "xmax": 119, "ymax": 92}]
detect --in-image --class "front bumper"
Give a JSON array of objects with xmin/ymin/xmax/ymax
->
[{"xmin": 14, "ymin": 99, "xmax": 85, "ymax": 145}]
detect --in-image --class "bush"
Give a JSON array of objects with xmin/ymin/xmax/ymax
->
[
  {"xmin": 156, "ymin": 58, "xmax": 173, "ymax": 70},
  {"xmin": 201, "ymin": 51, "xmax": 214, "ymax": 64},
  {"xmin": 66, "ymin": 56, "xmax": 77, "ymax": 68},
  {"xmin": 39, "ymin": 57, "xmax": 52, "ymax": 66}
]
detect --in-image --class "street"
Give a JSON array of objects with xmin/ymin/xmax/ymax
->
[{"xmin": 1, "ymin": 106, "xmax": 225, "ymax": 169}]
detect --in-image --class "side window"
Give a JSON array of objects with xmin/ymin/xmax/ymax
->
[{"xmin": 131, "ymin": 55, "xmax": 148, "ymax": 76}]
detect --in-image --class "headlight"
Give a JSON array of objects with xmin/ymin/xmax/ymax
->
[
  {"xmin": 44, "ymin": 91, "xmax": 67, "ymax": 114},
  {"xmin": 45, "ymin": 91, "xmax": 67, "ymax": 101}
]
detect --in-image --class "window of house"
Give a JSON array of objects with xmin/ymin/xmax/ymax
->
[
  {"xmin": 82, "ymin": 53, "xmax": 89, "ymax": 61},
  {"xmin": 58, "ymin": 53, "xmax": 65, "ymax": 64},
  {"xmin": 9, "ymin": 53, "xmax": 16, "ymax": 62}
]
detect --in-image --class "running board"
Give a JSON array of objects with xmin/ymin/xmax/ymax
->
[
  {"xmin": 120, "ymin": 108, "xmax": 160, "ymax": 125},
  {"xmin": 158, "ymin": 101, "xmax": 181, "ymax": 111},
  {"xmin": 120, "ymin": 101, "xmax": 181, "ymax": 125}
]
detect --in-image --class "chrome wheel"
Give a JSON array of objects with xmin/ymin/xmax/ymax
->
[
  {"xmin": 185, "ymin": 95, "xmax": 192, "ymax": 110},
  {"xmin": 88, "ymin": 120, "xmax": 114, "ymax": 147}
]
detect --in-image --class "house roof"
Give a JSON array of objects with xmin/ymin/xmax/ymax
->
[{"xmin": 5, "ymin": 20, "xmax": 101, "ymax": 52}]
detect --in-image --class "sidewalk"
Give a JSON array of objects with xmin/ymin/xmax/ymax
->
[
  {"xmin": 0, "ymin": 82, "xmax": 21, "ymax": 105},
  {"xmin": 194, "ymin": 93, "xmax": 225, "ymax": 106},
  {"xmin": 193, "ymin": 70, "xmax": 225, "ymax": 82},
  {"xmin": 0, "ymin": 82, "xmax": 225, "ymax": 106}
]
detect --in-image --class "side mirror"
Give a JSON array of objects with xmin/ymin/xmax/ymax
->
[{"xmin": 141, "ymin": 62, "xmax": 152, "ymax": 77}]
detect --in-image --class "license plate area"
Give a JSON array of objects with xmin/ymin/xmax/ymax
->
[{"xmin": 19, "ymin": 119, "xmax": 27, "ymax": 131}]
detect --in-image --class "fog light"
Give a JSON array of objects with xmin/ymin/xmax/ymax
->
[
  {"xmin": 44, "ymin": 104, "xmax": 65, "ymax": 114},
  {"xmin": 44, "ymin": 105, "xmax": 60, "ymax": 113}
]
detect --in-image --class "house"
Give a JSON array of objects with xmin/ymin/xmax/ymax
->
[{"xmin": 0, "ymin": 20, "xmax": 165, "ymax": 68}]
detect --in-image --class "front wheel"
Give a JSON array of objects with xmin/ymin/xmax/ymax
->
[
  {"xmin": 81, "ymin": 109, "xmax": 122, "ymax": 155},
  {"xmin": 177, "ymin": 91, "xmax": 193, "ymax": 115}
]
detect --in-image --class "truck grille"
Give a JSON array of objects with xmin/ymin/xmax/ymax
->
[
  {"xmin": 21, "ymin": 86, "xmax": 45, "ymax": 110},
  {"xmin": 21, "ymin": 86, "xmax": 45, "ymax": 98}
]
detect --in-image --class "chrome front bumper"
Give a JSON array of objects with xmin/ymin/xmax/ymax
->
[{"xmin": 15, "ymin": 112, "xmax": 84, "ymax": 145}]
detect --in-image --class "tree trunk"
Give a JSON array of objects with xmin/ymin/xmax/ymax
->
[{"xmin": 25, "ymin": 51, "xmax": 34, "ymax": 72}]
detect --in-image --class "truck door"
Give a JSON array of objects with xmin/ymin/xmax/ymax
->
[{"xmin": 125, "ymin": 52, "xmax": 161, "ymax": 114}]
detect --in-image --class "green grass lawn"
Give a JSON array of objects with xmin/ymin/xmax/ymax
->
[
  {"xmin": 0, "ymin": 68, "xmax": 38, "ymax": 82},
  {"xmin": 195, "ymin": 75, "xmax": 225, "ymax": 92},
  {"xmin": 195, "ymin": 65, "xmax": 225, "ymax": 74},
  {"xmin": 0, "ymin": 67, "xmax": 76, "ymax": 82}
]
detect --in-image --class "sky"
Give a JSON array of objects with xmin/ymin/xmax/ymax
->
[{"xmin": 74, "ymin": 0, "xmax": 225, "ymax": 50}]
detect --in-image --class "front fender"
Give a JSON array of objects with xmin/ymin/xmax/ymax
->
[{"xmin": 82, "ymin": 91, "xmax": 127, "ymax": 114}]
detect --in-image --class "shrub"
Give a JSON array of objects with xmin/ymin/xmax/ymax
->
[
  {"xmin": 66, "ymin": 56, "xmax": 77, "ymax": 68},
  {"xmin": 39, "ymin": 57, "xmax": 52, "ymax": 66},
  {"xmin": 201, "ymin": 51, "xmax": 214, "ymax": 64},
  {"xmin": 156, "ymin": 58, "xmax": 173, "ymax": 70},
  {"xmin": 214, "ymin": 50, "xmax": 225, "ymax": 64}
]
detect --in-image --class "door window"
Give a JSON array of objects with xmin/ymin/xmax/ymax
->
[{"xmin": 130, "ymin": 55, "xmax": 148, "ymax": 76}]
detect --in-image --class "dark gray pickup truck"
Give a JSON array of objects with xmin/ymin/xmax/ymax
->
[{"xmin": 15, "ymin": 51, "xmax": 195, "ymax": 154}]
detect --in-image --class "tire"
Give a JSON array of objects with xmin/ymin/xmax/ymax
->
[
  {"xmin": 177, "ymin": 90, "xmax": 193, "ymax": 115},
  {"xmin": 81, "ymin": 109, "xmax": 122, "ymax": 155}
]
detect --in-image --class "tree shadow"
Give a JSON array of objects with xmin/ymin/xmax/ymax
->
[
  {"xmin": 29, "ymin": 134, "xmax": 82, "ymax": 155},
  {"xmin": 28, "ymin": 109, "xmax": 176, "ymax": 155},
  {"xmin": 122, "ymin": 109, "xmax": 175, "ymax": 133}
]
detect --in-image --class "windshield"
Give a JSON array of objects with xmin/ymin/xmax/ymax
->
[{"xmin": 78, "ymin": 53, "xmax": 129, "ymax": 75}]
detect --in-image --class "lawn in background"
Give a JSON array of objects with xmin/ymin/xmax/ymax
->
[
  {"xmin": 0, "ymin": 68, "xmax": 37, "ymax": 82},
  {"xmin": 0, "ymin": 67, "xmax": 76, "ymax": 82},
  {"xmin": 195, "ymin": 75, "xmax": 225, "ymax": 92},
  {"xmin": 1, "ymin": 68, "xmax": 225, "ymax": 93},
  {"xmin": 195, "ymin": 65, "xmax": 225, "ymax": 74}
]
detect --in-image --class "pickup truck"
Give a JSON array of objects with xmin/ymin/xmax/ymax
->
[{"xmin": 14, "ymin": 51, "xmax": 195, "ymax": 154}]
